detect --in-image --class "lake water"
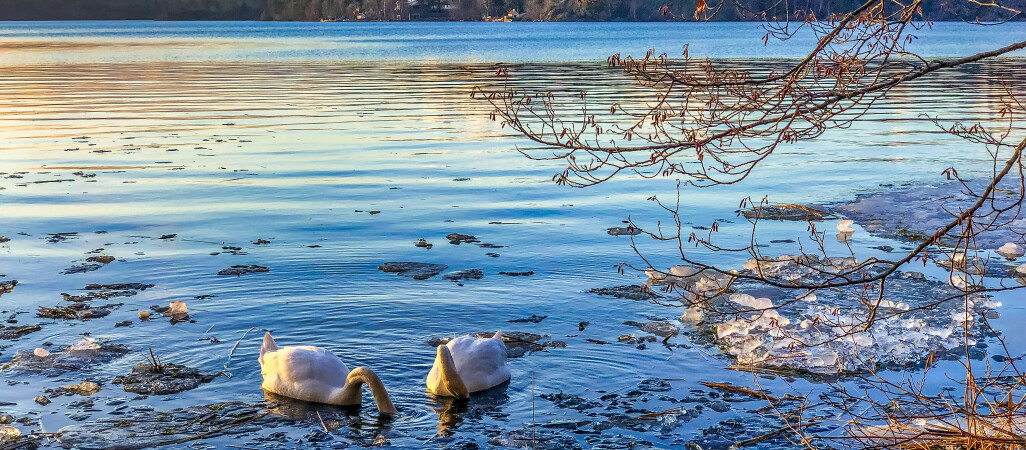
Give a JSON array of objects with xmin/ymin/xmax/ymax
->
[{"xmin": 1, "ymin": 21, "xmax": 1025, "ymax": 449}]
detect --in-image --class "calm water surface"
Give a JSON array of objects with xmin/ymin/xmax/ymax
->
[{"xmin": 0, "ymin": 21, "xmax": 1025, "ymax": 448}]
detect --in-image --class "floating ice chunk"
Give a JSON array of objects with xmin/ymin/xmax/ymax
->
[
  {"xmin": 949, "ymin": 274, "xmax": 968, "ymax": 290},
  {"xmin": 729, "ymin": 293, "xmax": 773, "ymax": 309},
  {"xmin": 950, "ymin": 311, "xmax": 973, "ymax": 323},
  {"xmin": 846, "ymin": 333, "xmax": 873, "ymax": 347},
  {"xmin": 950, "ymin": 253, "xmax": 966, "ymax": 265},
  {"xmin": 68, "ymin": 337, "xmax": 101, "ymax": 353},
  {"xmin": 645, "ymin": 268, "xmax": 668, "ymax": 282},
  {"xmin": 716, "ymin": 320, "xmax": 749, "ymax": 339},
  {"xmin": 806, "ymin": 352, "xmax": 838, "ymax": 368},
  {"xmin": 33, "ymin": 348, "xmax": 50, "ymax": 358},
  {"xmin": 669, "ymin": 265, "xmax": 700, "ymax": 278},
  {"xmin": 750, "ymin": 310, "xmax": 790, "ymax": 329},
  {"xmin": 836, "ymin": 219, "xmax": 854, "ymax": 233},
  {"xmin": 680, "ymin": 307, "xmax": 703, "ymax": 324},
  {"xmin": 982, "ymin": 300, "xmax": 1002, "ymax": 309},
  {"xmin": 695, "ymin": 275, "xmax": 729, "ymax": 293},
  {"xmin": 996, "ymin": 242, "xmax": 1025, "ymax": 259},
  {"xmin": 799, "ymin": 292, "xmax": 817, "ymax": 302},
  {"xmin": 875, "ymin": 300, "xmax": 910, "ymax": 312},
  {"xmin": 1016, "ymin": 263, "xmax": 1026, "ymax": 276},
  {"xmin": 742, "ymin": 259, "xmax": 759, "ymax": 271},
  {"xmin": 924, "ymin": 327, "xmax": 954, "ymax": 339}
]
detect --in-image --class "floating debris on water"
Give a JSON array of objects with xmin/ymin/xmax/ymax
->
[
  {"xmin": 112, "ymin": 361, "xmax": 219, "ymax": 395},
  {"xmin": 38, "ymin": 301, "xmax": 119, "ymax": 320},
  {"xmin": 442, "ymin": 269, "xmax": 483, "ymax": 283},
  {"xmin": 217, "ymin": 265, "xmax": 269, "ymax": 276},
  {"xmin": 623, "ymin": 320, "xmax": 679, "ymax": 338},
  {"xmin": 84, "ymin": 283, "xmax": 154, "ymax": 292},
  {"xmin": 378, "ymin": 262, "xmax": 447, "ymax": 280},
  {"xmin": 589, "ymin": 285, "xmax": 660, "ymax": 301},
  {"xmin": 46, "ymin": 380, "xmax": 101, "ymax": 397},
  {"xmin": 0, "ymin": 324, "xmax": 41, "ymax": 340},
  {"xmin": 499, "ymin": 271, "xmax": 534, "ymax": 276},
  {"xmin": 45, "ymin": 232, "xmax": 79, "ymax": 243},
  {"xmin": 607, "ymin": 226, "xmax": 641, "ymax": 236},
  {"xmin": 85, "ymin": 255, "xmax": 116, "ymax": 264},
  {"xmin": 415, "ymin": 238, "xmax": 433, "ymax": 249},
  {"xmin": 741, "ymin": 204, "xmax": 830, "ymax": 221},
  {"xmin": 508, "ymin": 314, "xmax": 547, "ymax": 323},
  {"xmin": 445, "ymin": 233, "xmax": 479, "ymax": 245},
  {"xmin": 0, "ymin": 280, "xmax": 17, "ymax": 297},
  {"xmin": 62, "ymin": 263, "xmax": 103, "ymax": 274}
]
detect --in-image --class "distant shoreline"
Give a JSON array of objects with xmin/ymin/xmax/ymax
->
[{"xmin": 1, "ymin": 19, "xmax": 1021, "ymax": 22}]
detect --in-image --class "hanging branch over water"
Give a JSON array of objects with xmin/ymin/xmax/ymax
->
[
  {"xmin": 479, "ymin": 0, "xmax": 1026, "ymax": 447},
  {"xmin": 478, "ymin": 0, "xmax": 1025, "ymax": 188}
]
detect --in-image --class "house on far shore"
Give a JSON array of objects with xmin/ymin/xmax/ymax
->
[{"xmin": 485, "ymin": 9, "xmax": 519, "ymax": 21}]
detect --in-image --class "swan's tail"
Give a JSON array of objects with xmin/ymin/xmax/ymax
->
[{"xmin": 259, "ymin": 331, "xmax": 278, "ymax": 364}]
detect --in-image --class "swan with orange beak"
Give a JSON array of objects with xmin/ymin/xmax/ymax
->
[{"xmin": 426, "ymin": 331, "xmax": 511, "ymax": 398}]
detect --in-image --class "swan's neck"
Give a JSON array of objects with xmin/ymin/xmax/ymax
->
[
  {"xmin": 338, "ymin": 367, "xmax": 398, "ymax": 414},
  {"xmin": 435, "ymin": 345, "xmax": 470, "ymax": 399}
]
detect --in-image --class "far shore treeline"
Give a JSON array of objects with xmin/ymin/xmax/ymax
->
[{"xmin": 1, "ymin": 0, "xmax": 1021, "ymax": 22}]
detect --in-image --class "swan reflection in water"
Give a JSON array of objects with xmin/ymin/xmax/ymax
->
[
  {"xmin": 262, "ymin": 389, "xmax": 394, "ymax": 432},
  {"xmin": 430, "ymin": 379, "xmax": 511, "ymax": 437}
]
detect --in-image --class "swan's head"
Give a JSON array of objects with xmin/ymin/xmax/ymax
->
[
  {"xmin": 345, "ymin": 367, "xmax": 398, "ymax": 415},
  {"xmin": 434, "ymin": 344, "xmax": 470, "ymax": 399}
]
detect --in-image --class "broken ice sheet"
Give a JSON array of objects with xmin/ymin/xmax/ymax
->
[{"xmin": 678, "ymin": 256, "xmax": 1001, "ymax": 374}]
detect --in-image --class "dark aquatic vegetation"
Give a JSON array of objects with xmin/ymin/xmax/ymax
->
[
  {"xmin": 216, "ymin": 265, "xmax": 270, "ymax": 276},
  {"xmin": 740, "ymin": 204, "xmax": 830, "ymax": 221},
  {"xmin": 113, "ymin": 362, "xmax": 220, "ymax": 395},
  {"xmin": 507, "ymin": 314, "xmax": 547, "ymax": 323},
  {"xmin": 85, "ymin": 255, "xmax": 115, "ymax": 264},
  {"xmin": 606, "ymin": 226, "xmax": 642, "ymax": 236},
  {"xmin": 589, "ymin": 285, "xmax": 660, "ymax": 300},
  {"xmin": 378, "ymin": 262, "xmax": 448, "ymax": 280},
  {"xmin": 445, "ymin": 233, "xmax": 480, "ymax": 245},
  {"xmin": 499, "ymin": 270, "xmax": 534, "ymax": 276},
  {"xmin": 0, "ymin": 324, "xmax": 41, "ymax": 340},
  {"xmin": 442, "ymin": 268, "xmax": 484, "ymax": 282}
]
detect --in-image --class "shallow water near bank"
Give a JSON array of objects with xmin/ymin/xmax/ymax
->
[{"xmin": 1, "ymin": 22, "xmax": 1026, "ymax": 448}]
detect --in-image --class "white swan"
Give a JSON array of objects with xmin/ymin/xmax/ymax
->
[
  {"xmin": 426, "ymin": 331, "xmax": 511, "ymax": 398},
  {"xmin": 259, "ymin": 332, "xmax": 397, "ymax": 414}
]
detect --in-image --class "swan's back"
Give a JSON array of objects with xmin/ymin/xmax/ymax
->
[
  {"xmin": 447, "ymin": 335, "xmax": 510, "ymax": 393},
  {"xmin": 260, "ymin": 345, "xmax": 350, "ymax": 403}
]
